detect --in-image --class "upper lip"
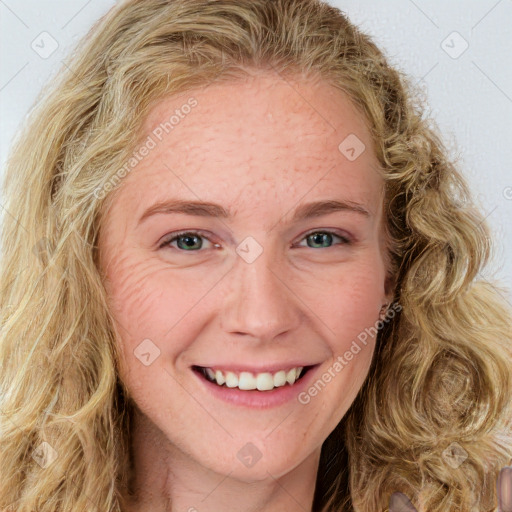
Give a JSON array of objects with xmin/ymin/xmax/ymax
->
[{"xmin": 192, "ymin": 362, "xmax": 319, "ymax": 374}]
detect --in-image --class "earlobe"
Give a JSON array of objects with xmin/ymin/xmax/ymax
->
[{"xmin": 379, "ymin": 302, "xmax": 389, "ymax": 320}]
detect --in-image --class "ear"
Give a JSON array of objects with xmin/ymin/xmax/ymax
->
[{"xmin": 382, "ymin": 268, "xmax": 397, "ymax": 309}]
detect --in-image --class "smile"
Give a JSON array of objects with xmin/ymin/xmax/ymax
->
[{"xmin": 193, "ymin": 365, "xmax": 312, "ymax": 391}]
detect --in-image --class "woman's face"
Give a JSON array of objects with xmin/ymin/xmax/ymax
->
[{"xmin": 98, "ymin": 71, "xmax": 391, "ymax": 482}]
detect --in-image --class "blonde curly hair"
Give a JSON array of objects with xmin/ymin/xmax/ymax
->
[{"xmin": 1, "ymin": 1, "xmax": 511, "ymax": 510}]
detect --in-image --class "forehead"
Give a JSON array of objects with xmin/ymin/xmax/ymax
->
[{"xmin": 108, "ymin": 72, "xmax": 383, "ymax": 222}]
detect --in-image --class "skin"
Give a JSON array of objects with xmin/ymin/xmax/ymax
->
[{"xmin": 98, "ymin": 70, "xmax": 394, "ymax": 512}]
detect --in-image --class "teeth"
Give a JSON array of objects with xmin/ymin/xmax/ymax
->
[
  {"xmin": 286, "ymin": 368, "xmax": 297, "ymax": 384},
  {"xmin": 215, "ymin": 369, "xmax": 225, "ymax": 385},
  {"xmin": 225, "ymin": 371, "xmax": 238, "ymax": 388},
  {"xmin": 273, "ymin": 370, "xmax": 287, "ymax": 387},
  {"xmin": 201, "ymin": 366, "xmax": 305, "ymax": 391},
  {"xmin": 256, "ymin": 372, "xmax": 274, "ymax": 391}
]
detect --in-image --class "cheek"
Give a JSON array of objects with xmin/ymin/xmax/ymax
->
[
  {"xmin": 106, "ymin": 255, "xmax": 166, "ymax": 334},
  {"xmin": 301, "ymin": 265, "xmax": 385, "ymax": 417},
  {"xmin": 301, "ymin": 254, "xmax": 386, "ymax": 349},
  {"xmin": 104, "ymin": 251, "xmax": 219, "ymax": 377},
  {"xmin": 103, "ymin": 253, "xmax": 184, "ymax": 381},
  {"xmin": 331, "ymin": 275, "xmax": 382, "ymax": 346}
]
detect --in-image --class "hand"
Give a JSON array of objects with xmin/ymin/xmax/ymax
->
[{"xmin": 389, "ymin": 466, "xmax": 512, "ymax": 512}]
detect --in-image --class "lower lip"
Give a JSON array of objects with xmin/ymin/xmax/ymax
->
[{"xmin": 192, "ymin": 365, "xmax": 321, "ymax": 409}]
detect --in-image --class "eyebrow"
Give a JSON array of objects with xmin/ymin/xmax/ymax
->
[{"xmin": 137, "ymin": 198, "xmax": 371, "ymax": 226}]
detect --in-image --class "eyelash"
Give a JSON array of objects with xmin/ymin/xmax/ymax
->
[{"xmin": 158, "ymin": 229, "xmax": 353, "ymax": 251}]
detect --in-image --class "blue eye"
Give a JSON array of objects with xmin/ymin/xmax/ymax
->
[
  {"xmin": 159, "ymin": 229, "xmax": 352, "ymax": 252},
  {"xmin": 159, "ymin": 231, "xmax": 215, "ymax": 251},
  {"xmin": 297, "ymin": 230, "xmax": 352, "ymax": 249}
]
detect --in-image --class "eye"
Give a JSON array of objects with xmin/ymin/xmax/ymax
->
[
  {"xmin": 158, "ymin": 229, "xmax": 352, "ymax": 253},
  {"xmin": 159, "ymin": 230, "xmax": 218, "ymax": 252},
  {"xmin": 296, "ymin": 230, "xmax": 352, "ymax": 249}
]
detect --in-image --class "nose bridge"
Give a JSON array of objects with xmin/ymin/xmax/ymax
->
[{"xmin": 221, "ymin": 241, "xmax": 300, "ymax": 340}]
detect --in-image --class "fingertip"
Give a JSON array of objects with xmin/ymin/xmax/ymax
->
[
  {"xmin": 389, "ymin": 491, "xmax": 418, "ymax": 512},
  {"xmin": 498, "ymin": 466, "xmax": 512, "ymax": 512}
]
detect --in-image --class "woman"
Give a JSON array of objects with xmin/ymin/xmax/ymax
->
[{"xmin": 1, "ymin": 1, "xmax": 511, "ymax": 511}]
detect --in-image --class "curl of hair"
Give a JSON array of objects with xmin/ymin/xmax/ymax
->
[{"xmin": 1, "ymin": 1, "xmax": 511, "ymax": 511}]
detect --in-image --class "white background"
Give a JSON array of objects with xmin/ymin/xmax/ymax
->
[{"xmin": 1, "ymin": 0, "xmax": 511, "ymax": 302}]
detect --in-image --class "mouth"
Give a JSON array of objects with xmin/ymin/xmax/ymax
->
[{"xmin": 192, "ymin": 364, "xmax": 315, "ymax": 392}]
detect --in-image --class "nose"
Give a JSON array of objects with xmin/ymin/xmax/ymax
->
[{"xmin": 219, "ymin": 246, "xmax": 302, "ymax": 342}]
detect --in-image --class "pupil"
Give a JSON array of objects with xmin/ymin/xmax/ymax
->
[
  {"xmin": 179, "ymin": 235, "xmax": 201, "ymax": 250},
  {"xmin": 310, "ymin": 232, "xmax": 331, "ymax": 248}
]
